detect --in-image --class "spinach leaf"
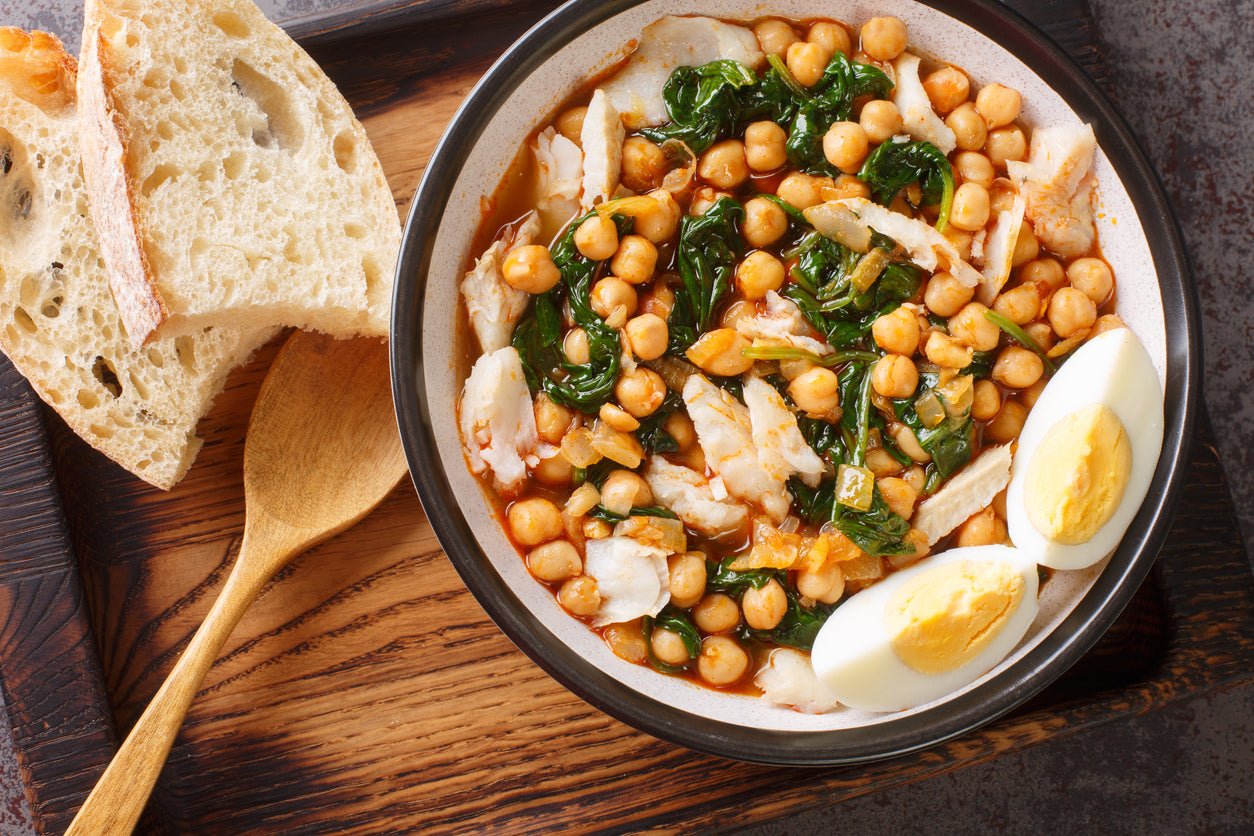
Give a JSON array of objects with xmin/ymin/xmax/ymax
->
[
  {"xmin": 706, "ymin": 555, "xmax": 778, "ymax": 596},
  {"xmin": 587, "ymin": 505, "xmax": 679, "ymax": 524},
  {"xmin": 576, "ymin": 459, "xmax": 616, "ymax": 489},
  {"xmin": 781, "ymin": 53, "xmax": 895, "ymax": 174},
  {"xmin": 669, "ymin": 197, "xmax": 744, "ymax": 350},
  {"xmin": 857, "ymin": 139, "xmax": 956, "ymax": 229},
  {"xmin": 512, "ymin": 212, "xmax": 632, "ymax": 413},
  {"xmin": 892, "ymin": 368, "xmax": 975, "ymax": 478},
  {"xmin": 797, "ymin": 416, "xmax": 846, "ymax": 463},
  {"xmin": 634, "ymin": 391, "xmax": 684, "ymax": 454},
  {"xmin": 640, "ymin": 60, "xmax": 757, "ymax": 154},
  {"xmin": 788, "ymin": 476, "xmax": 836, "ymax": 524},
  {"xmin": 643, "ymin": 607, "xmax": 702, "ymax": 672},
  {"xmin": 968, "ymin": 349, "xmax": 997, "ymax": 379},
  {"xmin": 831, "ymin": 487, "xmax": 913, "ymax": 556},
  {"xmin": 744, "ymin": 592, "xmax": 836, "ymax": 651}
]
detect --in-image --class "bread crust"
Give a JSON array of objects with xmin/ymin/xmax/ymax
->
[{"xmin": 77, "ymin": 22, "xmax": 168, "ymax": 346}]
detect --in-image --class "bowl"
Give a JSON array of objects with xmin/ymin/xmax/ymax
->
[{"xmin": 390, "ymin": 0, "xmax": 1199, "ymax": 764}]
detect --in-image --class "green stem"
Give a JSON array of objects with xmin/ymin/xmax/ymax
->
[
  {"xmin": 741, "ymin": 345, "xmax": 880, "ymax": 366},
  {"xmin": 983, "ymin": 309, "xmax": 1058, "ymax": 373}
]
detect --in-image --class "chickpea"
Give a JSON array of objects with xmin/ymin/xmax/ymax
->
[
  {"xmin": 610, "ymin": 235, "xmax": 658, "ymax": 285},
  {"xmin": 620, "ymin": 135, "xmax": 667, "ymax": 193},
  {"xmin": 892, "ymin": 422, "xmax": 931, "ymax": 463},
  {"xmin": 788, "ymin": 367, "xmax": 841, "ymax": 416},
  {"xmin": 859, "ymin": 98, "xmax": 902, "ymax": 144},
  {"xmin": 948, "ymin": 302, "xmax": 1001, "ymax": 351},
  {"xmin": 992, "ymin": 345, "xmax": 1044, "ymax": 389},
  {"xmin": 508, "ymin": 498, "xmax": 563, "ymax": 546},
  {"xmin": 809, "ymin": 20, "xmax": 851, "ymax": 55},
  {"xmin": 615, "ymin": 367, "xmax": 666, "ymax": 418},
  {"xmin": 744, "ymin": 120, "xmax": 788, "ymax": 172},
  {"xmin": 534, "ymin": 394, "xmax": 573, "ymax": 444},
  {"xmin": 825, "ymin": 174, "xmax": 872, "ymax": 201},
  {"xmin": 502, "ymin": 244, "xmax": 560, "ymax": 294},
  {"xmin": 625, "ymin": 313, "xmax": 668, "ymax": 361},
  {"xmin": 1048, "ymin": 287, "xmax": 1098, "ymax": 338},
  {"xmin": 944, "ymin": 226, "xmax": 975, "ymax": 261},
  {"xmin": 955, "ymin": 508, "xmax": 1002, "ymax": 547},
  {"xmin": 922, "ymin": 66, "xmax": 970, "ymax": 115},
  {"xmin": 599, "ymin": 403, "xmax": 639, "ymax": 433},
  {"xmin": 946, "ymin": 102, "xmax": 988, "ymax": 152},
  {"xmin": 971, "ymin": 379, "xmax": 1002, "ymax": 421},
  {"xmin": 975, "ymin": 83, "xmax": 1022, "ymax": 129},
  {"xmin": 860, "ymin": 16, "xmax": 908, "ymax": 61},
  {"xmin": 743, "ymin": 196, "xmax": 789, "ymax": 248},
  {"xmin": 526, "ymin": 540, "xmax": 581, "ymax": 583},
  {"xmin": 697, "ymin": 139, "xmax": 749, "ymax": 189},
  {"xmin": 558, "ymin": 575, "xmax": 600, "ymax": 616},
  {"xmin": 650, "ymin": 627, "xmax": 693, "ymax": 666},
  {"xmin": 901, "ymin": 465, "xmax": 927, "ymax": 494},
  {"xmin": 736, "ymin": 250, "xmax": 786, "ymax": 299},
  {"xmin": 698, "ymin": 636, "xmax": 750, "ymax": 686},
  {"xmin": 871, "ymin": 307, "xmax": 921, "ymax": 356},
  {"xmin": 1021, "ymin": 377, "xmax": 1048, "ymax": 410},
  {"xmin": 866, "ymin": 447, "xmax": 904, "ymax": 478},
  {"xmin": 950, "ymin": 182, "xmax": 991, "ymax": 232},
  {"xmin": 986, "ymin": 126, "xmax": 1028, "ymax": 168},
  {"xmin": 634, "ymin": 189, "xmax": 682, "ymax": 243},
  {"xmin": 600, "ymin": 469, "xmax": 652, "ymax": 513},
  {"xmin": 993, "ymin": 282, "xmax": 1042, "ymax": 325},
  {"xmin": 786, "ymin": 41, "xmax": 830, "ymax": 88},
  {"xmin": 985, "ymin": 399, "xmax": 1028, "ymax": 443},
  {"xmin": 754, "ymin": 18, "xmax": 799, "ymax": 56},
  {"xmin": 582, "ymin": 518, "xmax": 613, "ymax": 540},
  {"xmin": 776, "ymin": 171, "xmax": 823, "ymax": 209},
  {"xmin": 573, "ymin": 214, "xmax": 619, "ymax": 261},
  {"xmin": 743, "ymin": 579, "xmax": 788, "ymax": 630},
  {"xmin": 640, "ymin": 281, "xmax": 675, "ymax": 320},
  {"xmin": 1024, "ymin": 321, "xmax": 1056, "ymax": 353},
  {"xmin": 797, "ymin": 560, "xmax": 845, "ymax": 604},
  {"xmin": 1090, "ymin": 313, "xmax": 1127, "ymax": 338},
  {"xmin": 1020, "ymin": 257, "xmax": 1066, "ymax": 292},
  {"xmin": 720, "ymin": 298, "xmax": 758, "ymax": 330},
  {"xmin": 924, "ymin": 271, "xmax": 975, "ymax": 317},
  {"xmin": 878, "ymin": 476, "xmax": 919, "ymax": 520},
  {"xmin": 555, "ymin": 106, "xmax": 586, "ymax": 144},
  {"xmin": 693, "ymin": 593, "xmax": 740, "ymax": 634},
  {"xmin": 925, "ymin": 331, "xmax": 974, "ymax": 369},
  {"xmin": 564, "ymin": 327, "xmax": 591, "ymax": 364},
  {"xmin": 872, "ymin": 354, "xmax": 919, "ymax": 399},
  {"xmin": 1011, "ymin": 221, "xmax": 1040, "ymax": 267},
  {"xmin": 664, "ymin": 413, "xmax": 697, "ymax": 452},
  {"xmin": 953, "ymin": 151, "xmax": 995, "ymax": 189},
  {"xmin": 668, "ymin": 551, "xmax": 708, "ymax": 609},
  {"xmin": 1067, "ymin": 257, "xmax": 1114, "ymax": 304},
  {"xmin": 590, "ymin": 277, "xmax": 638, "ymax": 322},
  {"xmin": 822, "ymin": 121, "xmax": 870, "ymax": 174},
  {"xmin": 686, "ymin": 328, "xmax": 755, "ymax": 376}
]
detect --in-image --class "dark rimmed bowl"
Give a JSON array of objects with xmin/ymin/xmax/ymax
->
[{"xmin": 390, "ymin": 0, "xmax": 1199, "ymax": 765}]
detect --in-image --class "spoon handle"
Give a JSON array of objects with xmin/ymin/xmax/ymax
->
[{"xmin": 66, "ymin": 543, "xmax": 278, "ymax": 836}]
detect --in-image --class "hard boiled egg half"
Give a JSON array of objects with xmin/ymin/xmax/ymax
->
[
  {"xmin": 810, "ymin": 546, "xmax": 1039, "ymax": 713},
  {"xmin": 1006, "ymin": 327, "xmax": 1164, "ymax": 570}
]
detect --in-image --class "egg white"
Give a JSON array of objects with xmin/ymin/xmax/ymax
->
[
  {"xmin": 1005, "ymin": 328, "xmax": 1164, "ymax": 570},
  {"xmin": 810, "ymin": 546, "xmax": 1040, "ymax": 713}
]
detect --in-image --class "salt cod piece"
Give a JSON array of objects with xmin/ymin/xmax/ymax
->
[
  {"xmin": 743, "ymin": 377, "xmax": 826, "ymax": 489},
  {"xmin": 601, "ymin": 15, "xmax": 763, "ymax": 130},
  {"xmin": 584, "ymin": 535, "xmax": 671, "ymax": 627},
  {"xmin": 645, "ymin": 455, "xmax": 749, "ymax": 537},
  {"xmin": 975, "ymin": 194, "xmax": 1026, "ymax": 305},
  {"xmin": 756, "ymin": 648, "xmax": 841, "ymax": 714},
  {"xmin": 735, "ymin": 291, "xmax": 834, "ymax": 357},
  {"xmin": 534, "ymin": 126, "xmax": 583, "ymax": 232},
  {"xmin": 682, "ymin": 374, "xmax": 791, "ymax": 522},
  {"xmin": 1006, "ymin": 123, "xmax": 1099, "ymax": 259},
  {"xmin": 459, "ymin": 212, "xmax": 541, "ymax": 353},
  {"xmin": 580, "ymin": 89, "xmax": 624, "ymax": 209},
  {"xmin": 832, "ymin": 198, "xmax": 983, "ymax": 287},
  {"xmin": 459, "ymin": 346, "xmax": 539, "ymax": 493},
  {"xmin": 892, "ymin": 53, "xmax": 957, "ymax": 154},
  {"xmin": 913, "ymin": 444, "xmax": 1013, "ymax": 545}
]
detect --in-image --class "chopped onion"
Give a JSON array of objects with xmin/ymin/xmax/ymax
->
[
  {"xmin": 914, "ymin": 390, "xmax": 946, "ymax": 429},
  {"xmin": 644, "ymin": 355, "xmax": 700, "ymax": 393},
  {"xmin": 803, "ymin": 201, "xmax": 873, "ymax": 252},
  {"xmin": 836, "ymin": 464, "xmax": 875, "ymax": 511},
  {"xmin": 840, "ymin": 553, "xmax": 886, "ymax": 581},
  {"xmin": 937, "ymin": 374, "xmax": 974, "ymax": 417},
  {"xmin": 591, "ymin": 420, "xmax": 644, "ymax": 468},
  {"xmin": 849, "ymin": 248, "xmax": 891, "ymax": 294},
  {"xmin": 615, "ymin": 515, "xmax": 687, "ymax": 554},
  {"xmin": 561, "ymin": 427, "xmax": 602, "ymax": 468},
  {"xmin": 660, "ymin": 139, "xmax": 696, "ymax": 195},
  {"xmin": 566, "ymin": 483, "xmax": 601, "ymax": 517}
]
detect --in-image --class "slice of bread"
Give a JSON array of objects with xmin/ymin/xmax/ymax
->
[
  {"xmin": 78, "ymin": 0, "xmax": 399, "ymax": 345},
  {"xmin": 0, "ymin": 28, "xmax": 275, "ymax": 489}
]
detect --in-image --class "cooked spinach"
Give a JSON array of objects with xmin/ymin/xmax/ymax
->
[
  {"xmin": 857, "ymin": 139, "xmax": 956, "ymax": 229},
  {"xmin": 788, "ymin": 476, "xmax": 836, "ymax": 524},
  {"xmin": 744, "ymin": 591, "xmax": 836, "ymax": 651},
  {"xmin": 832, "ymin": 487, "xmax": 913, "ymax": 556},
  {"xmin": 640, "ymin": 60, "xmax": 758, "ymax": 153},
  {"xmin": 706, "ymin": 555, "xmax": 778, "ymax": 596},
  {"xmin": 892, "ymin": 369, "xmax": 975, "ymax": 478},
  {"xmin": 634, "ymin": 391, "xmax": 684, "ymax": 454},
  {"xmin": 512, "ymin": 212, "xmax": 632, "ymax": 412},
  {"xmin": 778, "ymin": 53, "xmax": 895, "ymax": 174},
  {"xmin": 797, "ymin": 416, "xmax": 846, "ymax": 463},
  {"xmin": 968, "ymin": 349, "xmax": 998, "ymax": 379},
  {"xmin": 587, "ymin": 505, "xmax": 679, "ymax": 524},
  {"xmin": 668, "ymin": 197, "xmax": 744, "ymax": 350},
  {"xmin": 643, "ymin": 608, "xmax": 702, "ymax": 672}
]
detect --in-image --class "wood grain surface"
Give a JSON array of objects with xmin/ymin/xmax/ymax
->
[{"xmin": 0, "ymin": 0, "xmax": 1251, "ymax": 833}]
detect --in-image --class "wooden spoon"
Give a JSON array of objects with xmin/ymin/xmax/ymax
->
[{"xmin": 67, "ymin": 331, "xmax": 408, "ymax": 835}]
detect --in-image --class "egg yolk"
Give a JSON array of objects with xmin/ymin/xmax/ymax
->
[
  {"xmin": 1025, "ymin": 403, "xmax": 1133, "ymax": 545},
  {"xmin": 886, "ymin": 560, "xmax": 1025, "ymax": 675}
]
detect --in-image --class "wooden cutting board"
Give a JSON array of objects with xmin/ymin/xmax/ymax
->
[{"xmin": 1, "ymin": 0, "xmax": 1252, "ymax": 833}]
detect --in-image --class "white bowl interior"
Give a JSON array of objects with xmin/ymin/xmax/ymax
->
[{"xmin": 420, "ymin": 0, "xmax": 1168, "ymax": 731}]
